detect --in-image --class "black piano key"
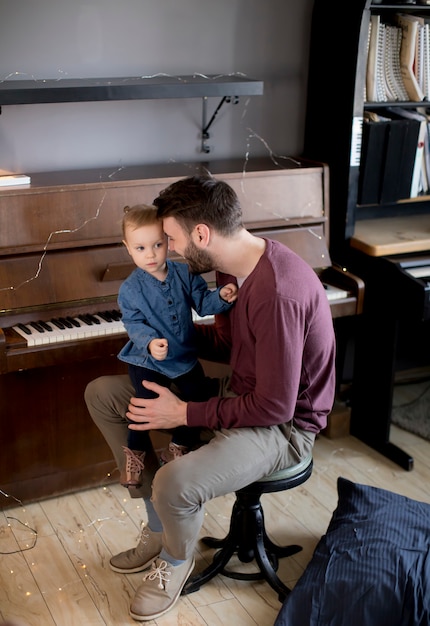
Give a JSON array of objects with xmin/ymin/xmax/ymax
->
[
  {"xmin": 58, "ymin": 317, "xmax": 74, "ymax": 328},
  {"xmin": 65, "ymin": 316, "xmax": 81, "ymax": 327},
  {"xmin": 38, "ymin": 320, "xmax": 53, "ymax": 332},
  {"xmin": 109, "ymin": 309, "xmax": 122, "ymax": 321},
  {"xmin": 17, "ymin": 323, "xmax": 32, "ymax": 335},
  {"xmin": 98, "ymin": 311, "xmax": 114, "ymax": 322},
  {"xmin": 79, "ymin": 314, "xmax": 94, "ymax": 326},
  {"xmin": 51, "ymin": 318, "xmax": 66, "ymax": 329},
  {"xmin": 87, "ymin": 313, "xmax": 101, "ymax": 324},
  {"xmin": 30, "ymin": 321, "xmax": 45, "ymax": 333}
]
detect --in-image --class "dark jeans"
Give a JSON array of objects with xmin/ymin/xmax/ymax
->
[{"xmin": 127, "ymin": 361, "xmax": 218, "ymax": 452}]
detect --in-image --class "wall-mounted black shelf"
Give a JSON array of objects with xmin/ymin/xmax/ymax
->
[
  {"xmin": 0, "ymin": 73, "xmax": 264, "ymax": 153},
  {"xmin": 0, "ymin": 74, "xmax": 263, "ymax": 105}
]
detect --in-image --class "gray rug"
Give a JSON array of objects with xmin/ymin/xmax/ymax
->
[{"xmin": 392, "ymin": 381, "xmax": 430, "ymax": 441}]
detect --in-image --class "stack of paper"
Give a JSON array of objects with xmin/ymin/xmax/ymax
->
[{"xmin": 0, "ymin": 174, "xmax": 31, "ymax": 187}]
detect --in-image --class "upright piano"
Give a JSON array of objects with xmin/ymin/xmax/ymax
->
[{"xmin": 0, "ymin": 157, "xmax": 364, "ymax": 506}]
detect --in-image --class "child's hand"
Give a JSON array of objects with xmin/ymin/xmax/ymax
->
[
  {"xmin": 220, "ymin": 282, "xmax": 238, "ymax": 303},
  {"xmin": 149, "ymin": 338, "xmax": 168, "ymax": 360}
]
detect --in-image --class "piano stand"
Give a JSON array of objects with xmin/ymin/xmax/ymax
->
[
  {"xmin": 374, "ymin": 442, "xmax": 413, "ymax": 472},
  {"xmin": 350, "ymin": 313, "xmax": 414, "ymax": 471}
]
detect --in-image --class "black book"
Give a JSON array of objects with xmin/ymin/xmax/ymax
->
[
  {"xmin": 396, "ymin": 117, "xmax": 421, "ymax": 200},
  {"xmin": 379, "ymin": 118, "xmax": 411, "ymax": 204},
  {"xmin": 358, "ymin": 117, "xmax": 389, "ymax": 205}
]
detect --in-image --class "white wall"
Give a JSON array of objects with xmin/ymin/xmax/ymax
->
[{"xmin": 0, "ymin": 0, "xmax": 313, "ymax": 174}]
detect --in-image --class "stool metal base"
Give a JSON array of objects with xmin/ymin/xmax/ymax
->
[{"xmin": 182, "ymin": 458, "xmax": 313, "ymax": 602}]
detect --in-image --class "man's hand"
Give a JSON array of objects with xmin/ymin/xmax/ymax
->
[
  {"xmin": 127, "ymin": 380, "xmax": 188, "ymax": 431},
  {"xmin": 149, "ymin": 338, "xmax": 168, "ymax": 360}
]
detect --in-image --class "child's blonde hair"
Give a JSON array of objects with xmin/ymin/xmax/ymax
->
[{"xmin": 122, "ymin": 204, "xmax": 161, "ymax": 238}]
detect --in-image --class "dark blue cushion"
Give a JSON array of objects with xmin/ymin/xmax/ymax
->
[{"xmin": 275, "ymin": 477, "xmax": 430, "ymax": 626}]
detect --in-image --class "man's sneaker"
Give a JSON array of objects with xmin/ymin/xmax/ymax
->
[
  {"xmin": 130, "ymin": 557, "xmax": 195, "ymax": 621},
  {"xmin": 120, "ymin": 447, "xmax": 146, "ymax": 487},
  {"xmin": 109, "ymin": 527, "xmax": 162, "ymax": 574},
  {"xmin": 159, "ymin": 442, "xmax": 189, "ymax": 465}
]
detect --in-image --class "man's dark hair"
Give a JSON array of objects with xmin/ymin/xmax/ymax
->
[{"xmin": 153, "ymin": 175, "xmax": 243, "ymax": 236}]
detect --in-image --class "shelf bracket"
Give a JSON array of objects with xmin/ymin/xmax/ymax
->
[{"xmin": 201, "ymin": 95, "xmax": 239, "ymax": 154}]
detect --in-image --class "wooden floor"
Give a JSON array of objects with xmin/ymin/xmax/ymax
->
[{"xmin": 1, "ymin": 424, "xmax": 430, "ymax": 626}]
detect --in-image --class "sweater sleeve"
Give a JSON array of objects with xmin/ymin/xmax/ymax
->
[{"xmin": 188, "ymin": 290, "xmax": 335, "ymax": 433}]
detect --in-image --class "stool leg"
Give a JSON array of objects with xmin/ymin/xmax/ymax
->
[
  {"xmin": 252, "ymin": 506, "xmax": 294, "ymax": 602},
  {"xmin": 182, "ymin": 492, "xmax": 301, "ymax": 602},
  {"xmin": 182, "ymin": 498, "xmax": 243, "ymax": 595}
]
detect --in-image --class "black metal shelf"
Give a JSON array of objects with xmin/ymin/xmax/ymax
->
[
  {"xmin": 0, "ymin": 73, "xmax": 264, "ymax": 153},
  {"xmin": 0, "ymin": 74, "xmax": 263, "ymax": 106}
]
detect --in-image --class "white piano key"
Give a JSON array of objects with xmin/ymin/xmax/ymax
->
[
  {"xmin": 404, "ymin": 266, "xmax": 430, "ymax": 279},
  {"xmin": 13, "ymin": 312, "xmax": 126, "ymax": 346}
]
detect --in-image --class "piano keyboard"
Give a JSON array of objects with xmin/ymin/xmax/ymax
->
[
  {"xmin": 12, "ymin": 284, "xmax": 349, "ymax": 347},
  {"xmin": 13, "ymin": 310, "xmax": 126, "ymax": 347}
]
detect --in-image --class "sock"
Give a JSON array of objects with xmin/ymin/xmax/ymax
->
[
  {"xmin": 144, "ymin": 497, "xmax": 163, "ymax": 533},
  {"xmin": 160, "ymin": 548, "xmax": 186, "ymax": 566}
]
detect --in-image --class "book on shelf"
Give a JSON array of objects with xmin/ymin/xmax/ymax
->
[
  {"xmin": 366, "ymin": 14, "xmax": 382, "ymax": 102},
  {"xmin": 410, "ymin": 15, "xmax": 430, "ymax": 101},
  {"xmin": 383, "ymin": 23, "xmax": 410, "ymax": 101},
  {"xmin": 366, "ymin": 16, "xmax": 410, "ymax": 103},
  {"xmin": 0, "ymin": 174, "xmax": 31, "ymax": 187},
  {"xmin": 395, "ymin": 13, "xmax": 425, "ymax": 102}
]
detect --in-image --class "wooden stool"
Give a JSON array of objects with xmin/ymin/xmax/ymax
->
[{"xmin": 182, "ymin": 454, "xmax": 313, "ymax": 602}]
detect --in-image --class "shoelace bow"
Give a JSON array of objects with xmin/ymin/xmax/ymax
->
[{"xmin": 143, "ymin": 559, "xmax": 171, "ymax": 589}]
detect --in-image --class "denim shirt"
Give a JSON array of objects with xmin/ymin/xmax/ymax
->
[{"xmin": 117, "ymin": 259, "xmax": 233, "ymax": 378}]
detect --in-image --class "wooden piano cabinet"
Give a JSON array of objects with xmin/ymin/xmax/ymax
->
[
  {"xmin": 0, "ymin": 356, "xmax": 127, "ymax": 508},
  {"xmin": 0, "ymin": 157, "xmax": 364, "ymax": 505}
]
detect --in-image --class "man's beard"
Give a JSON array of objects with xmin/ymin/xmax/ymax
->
[{"xmin": 184, "ymin": 239, "xmax": 214, "ymax": 274}]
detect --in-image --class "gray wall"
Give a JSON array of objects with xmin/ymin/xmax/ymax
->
[{"xmin": 0, "ymin": 0, "xmax": 313, "ymax": 174}]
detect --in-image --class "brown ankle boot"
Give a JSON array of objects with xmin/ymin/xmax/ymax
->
[
  {"xmin": 120, "ymin": 447, "xmax": 146, "ymax": 487},
  {"xmin": 159, "ymin": 442, "xmax": 190, "ymax": 465}
]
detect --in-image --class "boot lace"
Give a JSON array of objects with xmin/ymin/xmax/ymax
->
[
  {"xmin": 123, "ymin": 447, "xmax": 145, "ymax": 473},
  {"xmin": 143, "ymin": 559, "xmax": 171, "ymax": 589}
]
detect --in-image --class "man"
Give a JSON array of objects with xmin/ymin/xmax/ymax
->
[{"xmin": 85, "ymin": 174, "xmax": 336, "ymax": 622}]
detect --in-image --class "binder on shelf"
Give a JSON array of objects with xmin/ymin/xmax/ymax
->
[
  {"xmin": 384, "ymin": 106, "xmax": 429, "ymax": 198},
  {"xmin": 398, "ymin": 117, "xmax": 423, "ymax": 199},
  {"xmin": 358, "ymin": 114, "xmax": 389, "ymax": 204},
  {"xmin": 379, "ymin": 117, "xmax": 410, "ymax": 204}
]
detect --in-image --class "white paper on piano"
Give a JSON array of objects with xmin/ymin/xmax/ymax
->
[
  {"xmin": 0, "ymin": 174, "xmax": 31, "ymax": 186},
  {"xmin": 323, "ymin": 283, "xmax": 350, "ymax": 301}
]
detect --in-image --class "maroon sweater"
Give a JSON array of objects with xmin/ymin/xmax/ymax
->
[{"xmin": 188, "ymin": 238, "xmax": 336, "ymax": 433}]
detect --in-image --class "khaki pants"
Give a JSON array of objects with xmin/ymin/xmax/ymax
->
[{"xmin": 84, "ymin": 374, "xmax": 315, "ymax": 560}]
